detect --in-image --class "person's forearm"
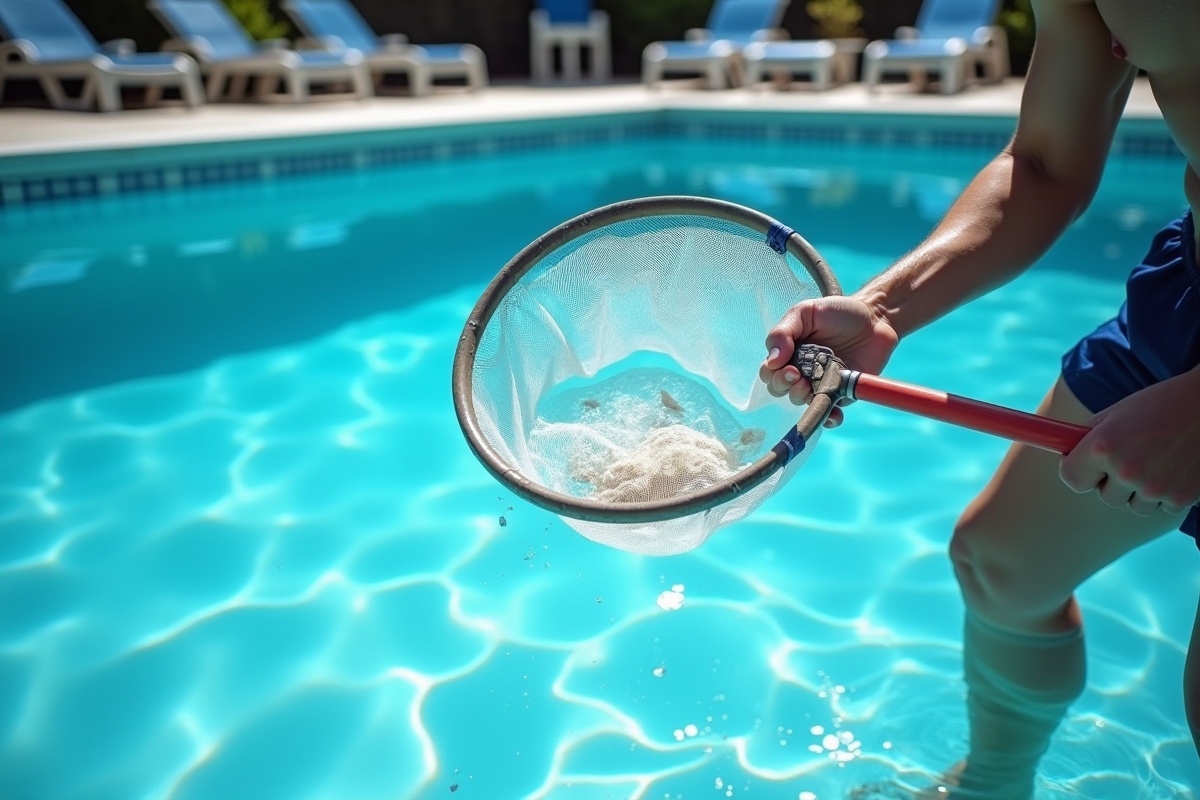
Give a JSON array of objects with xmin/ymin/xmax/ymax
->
[{"xmin": 856, "ymin": 148, "xmax": 1094, "ymax": 338}]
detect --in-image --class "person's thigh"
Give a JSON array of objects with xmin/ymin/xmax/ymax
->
[{"xmin": 951, "ymin": 375, "xmax": 1190, "ymax": 632}]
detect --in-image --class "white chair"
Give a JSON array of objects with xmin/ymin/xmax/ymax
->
[
  {"xmin": 283, "ymin": 0, "xmax": 487, "ymax": 96},
  {"xmin": 0, "ymin": 0, "xmax": 201, "ymax": 112},
  {"xmin": 149, "ymin": 0, "xmax": 370, "ymax": 103},
  {"xmin": 743, "ymin": 40, "xmax": 838, "ymax": 90},
  {"xmin": 530, "ymin": 0, "xmax": 610, "ymax": 84},
  {"xmin": 862, "ymin": 0, "xmax": 1009, "ymax": 95},
  {"xmin": 643, "ymin": 0, "xmax": 791, "ymax": 91}
]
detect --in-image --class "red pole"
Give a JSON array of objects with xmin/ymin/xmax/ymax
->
[{"xmin": 849, "ymin": 372, "xmax": 1090, "ymax": 454}]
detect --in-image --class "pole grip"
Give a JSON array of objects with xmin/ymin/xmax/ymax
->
[{"xmin": 849, "ymin": 372, "xmax": 1090, "ymax": 454}]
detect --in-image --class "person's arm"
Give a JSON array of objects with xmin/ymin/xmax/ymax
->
[
  {"xmin": 762, "ymin": 0, "xmax": 1136, "ymax": 415},
  {"xmin": 860, "ymin": 0, "xmax": 1136, "ymax": 337}
]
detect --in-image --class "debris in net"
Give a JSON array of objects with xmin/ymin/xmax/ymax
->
[
  {"xmin": 582, "ymin": 398, "xmax": 600, "ymax": 409},
  {"xmin": 450, "ymin": 784, "xmax": 458, "ymax": 793},
  {"xmin": 499, "ymin": 516, "xmax": 507, "ymax": 527}
]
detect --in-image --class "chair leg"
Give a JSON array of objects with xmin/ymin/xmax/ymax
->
[
  {"xmin": 288, "ymin": 73, "xmax": 307, "ymax": 103},
  {"xmin": 531, "ymin": 34, "xmax": 548, "ymax": 83},
  {"xmin": 940, "ymin": 57, "xmax": 963, "ymax": 94},
  {"xmin": 468, "ymin": 48, "xmax": 488, "ymax": 89},
  {"xmin": 642, "ymin": 58, "xmax": 661, "ymax": 88},
  {"xmin": 95, "ymin": 73, "xmax": 121, "ymax": 112},
  {"xmin": 409, "ymin": 65, "xmax": 431, "ymax": 96},
  {"xmin": 562, "ymin": 41, "xmax": 581, "ymax": 82},
  {"xmin": 181, "ymin": 71, "xmax": 203, "ymax": 107},
  {"xmin": 206, "ymin": 69, "xmax": 226, "ymax": 101},
  {"xmin": 593, "ymin": 37, "xmax": 610, "ymax": 82},
  {"xmin": 815, "ymin": 62, "xmax": 832, "ymax": 92},
  {"xmin": 863, "ymin": 58, "xmax": 881, "ymax": 93},
  {"xmin": 145, "ymin": 83, "xmax": 163, "ymax": 107},
  {"xmin": 352, "ymin": 64, "xmax": 371, "ymax": 98}
]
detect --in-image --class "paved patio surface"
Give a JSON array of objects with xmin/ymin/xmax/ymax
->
[{"xmin": 0, "ymin": 78, "xmax": 1164, "ymax": 158}]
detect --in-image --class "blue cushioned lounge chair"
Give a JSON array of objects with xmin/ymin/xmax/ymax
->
[
  {"xmin": 281, "ymin": 0, "xmax": 486, "ymax": 96},
  {"xmin": 529, "ymin": 0, "xmax": 609, "ymax": 83},
  {"xmin": 643, "ymin": 0, "xmax": 791, "ymax": 90},
  {"xmin": 149, "ymin": 0, "xmax": 369, "ymax": 102},
  {"xmin": 0, "ymin": 0, "xmax": 201, "ymax": 111},
  {"xmin": 862, "ymin": 0, "xmax": 1009, "ymax": 95}
]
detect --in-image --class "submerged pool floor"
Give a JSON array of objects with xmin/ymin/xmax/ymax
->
[{"xmin": 1, "ymin": 136, "xmax": 1197, "ymax": 799}]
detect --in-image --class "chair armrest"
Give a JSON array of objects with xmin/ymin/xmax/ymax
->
[
  {"xmin": 895, "ymin": 26, "xmax": 920, "ymax": 40},
  {"xmin": 258, "ymin": 38, "xmax": 292, "ymax": 52},
  {"xmin": 102, "ymin": 38, "xmax": 136, "ymax": 56},
  {"xmin": 0, "ymin": 39, "xmax": 39, "ymax": 63},
  {"xmin": 379, "ymin": 33, "xmax": 409, "ymax": 49},
  {"xmin": 685, "ymin": 28, "xmax": 712, "ymax": 42},
  {"xmin": 972, "ymin": 25, "xmax": 1005, "ymax": 47}
]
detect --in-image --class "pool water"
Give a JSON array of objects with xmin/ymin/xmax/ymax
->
[{"xmin": 1, "ymin": 135, "xmax": 1197, "ymax": 799}]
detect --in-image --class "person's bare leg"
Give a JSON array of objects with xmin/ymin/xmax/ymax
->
[
  {"xmin": 949, "ymin": 376, "xmax": 1188, "ymax": 797},
  {"xmin": 1183, "ymin": 595, "xmax": 1200, "ymax": 755}
]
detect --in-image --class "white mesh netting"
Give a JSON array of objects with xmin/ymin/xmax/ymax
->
[{"xmin": 471, "ymin": 213, "xmax": 825, "ymax": 555}]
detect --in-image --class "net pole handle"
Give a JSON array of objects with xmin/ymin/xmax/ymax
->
[{"xmin": 848, "ymin": 372, "xmax": 1090, "ymax": 455}]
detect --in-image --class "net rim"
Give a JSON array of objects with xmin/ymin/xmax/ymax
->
[{"xmin": 452, "ymin": 195, "xmax": 842, "ymax": 524}]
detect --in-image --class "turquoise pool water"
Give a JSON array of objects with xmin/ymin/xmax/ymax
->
[{"xmin": 1, "ymin": 134, "xmax": 1197, "ymax": 799}]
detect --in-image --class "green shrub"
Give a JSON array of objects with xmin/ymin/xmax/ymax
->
[
  {"xmin": 223, "ymin": 0, "xmax": 290, "ymax": 41},
  {"xmin": 598, "ymin": 0, "xmax": 712, "ymax": 74},
  {"xmin": 999, "ymin": 0, "xmax": 1035, "ymax": 73},
  {"xmin": 805, "ymin": 0, "xmax": 864, "ymax": 39}
]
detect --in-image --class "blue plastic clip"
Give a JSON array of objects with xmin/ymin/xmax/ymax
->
[
  {"xmin": 766, "ymin": 221, "xmax": 794, "ymax": 254},
  {"xmin": 775, "ymin": 426, "xmax": 806, "ymax": 465}
]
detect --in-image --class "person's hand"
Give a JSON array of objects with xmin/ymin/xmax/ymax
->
[
  {"xmin": 1059, "ymin": 368, "xmax": 1200, "ymax": 516},
  {"xmin": 759, "ymin": 294, "xmax": 900, "ymax": 427}
]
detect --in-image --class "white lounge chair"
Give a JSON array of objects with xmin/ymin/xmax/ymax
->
[
  {"xmin": 862, "ymin": 0, "xmax": 1009, "ymax": 95},
  {"xmin": 149, "ymin": 0, "xmax": 370, "ymax": 103},
  {"xmin": 530, "ymin": 0, "xmax": 610, "ymax": 84},
  {"xmin": 281, "ymin": 0, "xmax": 487, "ymax": 96},
  {"xmin": 0, "ymin": 0, "xmax": 201, "ymax": 112},
  {"xmin": 743, "ymin": 40, "xmax": 838, "ymax": 90},
  {"xmin": 643, "ymin": 0, "xmax": 791, "ymax": 90}
]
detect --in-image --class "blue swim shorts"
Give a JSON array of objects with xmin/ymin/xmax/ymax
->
[{"xmin": 1062, "ymin": 210, "xmax": 1199, "ymax": 539}]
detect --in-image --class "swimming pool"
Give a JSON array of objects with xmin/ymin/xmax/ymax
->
[{"xmin": 1, "ymin": 115, "xmax": 1196, "ymax": 799}]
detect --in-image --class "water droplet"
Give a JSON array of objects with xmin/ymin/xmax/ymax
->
[
  {"xmin": 673, "ymin": 729, "xmax": 685, "ymax": 741},
  {"xmin": 684, "ymin": 724, "xmax": 698, "ymax": 737},
  {"xmin": 810, "ymin": 725, "xmax": 824, "ymax": 735},
  {"xmin": 652, "ymin": 667, "xmax": 666, "ymax": 678},
  {"xmin": 800, "ymin": 793, "xmax": 818, "ymax": 800},
  {"xmin": 822, "ymin": 735, "xmax": 840, "ymax": 750}
]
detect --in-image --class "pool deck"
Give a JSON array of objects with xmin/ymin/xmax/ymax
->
[{"xmin": 0, "ymin": 78, "xmax": 1165, "ymax": 158}]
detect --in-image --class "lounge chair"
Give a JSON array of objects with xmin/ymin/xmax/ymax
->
[
  {"xmin": 281, "ymin": 0, "xmax": 486, "ymax": 96},
  {"xmin": 643, "ymin": 0, "xmax": 791, "ymax": 90},
  {"xmin": 148, "ymin": 0, "xmax": 370, "ymax": 102},
  {"xmin": 529, "ymin": 0, "xmax": 610, "ymax": 84},
  {"xmin": 862, "ymin": 0, "xmax": 1009, "ymax": 95},
  {"xmin": 743, "ymin": 40, "xmax": 838, "ymax": 90},
  {"xmin": 0, "ymin": 0, "xmax": 201, "ymax": 112}
]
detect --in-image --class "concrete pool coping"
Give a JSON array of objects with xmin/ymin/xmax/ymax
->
[{"xmin": 0, "ymin": 78, "xmax": 1166, "ymax": 159}]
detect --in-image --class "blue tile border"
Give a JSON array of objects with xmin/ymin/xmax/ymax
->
[{"xmin": 0, "ymin": 112, "xmax": 1183, "ymax": 209}]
